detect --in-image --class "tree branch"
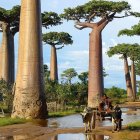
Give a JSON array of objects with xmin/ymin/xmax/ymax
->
[
  {"xmin": 87, "ymin": 13, "xmax": 96, "ymax": 22},
  {"xmin": 98, "ymin": 20, "xmax": 109, "ymax": 31},
  {"xmin": 75, "ymin": 21, "xmax": 95, "ymax": 29},
  {"xmin": 56, "ymin": 45, "xmax": 64, "ymax": 50},
  {"xmin": 97, "ymin": 18, "xmax": 106, "ymax": 26},
  {"xmin": 114, "ymin": 13, "xmax": 131, "ymax": 19},
  {"xmin": 74, "ymin": 24, "xmax": 87, "ymax": 30}
]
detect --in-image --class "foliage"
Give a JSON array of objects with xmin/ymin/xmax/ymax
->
[
  {"xmin": 44, "ymin": 64, "xmax": 50, "ymax": 80},
  {"xmin": 60, "ymin": 0, "xmax": 130, "ymax": 22},
  {"xmin": 105, "ymin": 86, "xmax": 127, "ymax": 104},
  {"xmin": 118, "ymin": 22, "xmax": 140, "ymax": 36},
  {"xmin": 48, "ymin": 108, "xmax": 83, "ymax": 118},
  {"xmin": 78, "ymin": 71, "xmax": 88, "ymax": 84},
  {"xmin": 0, "ymin": 79, "xmax": 13, "ymax": 112},
  {"xmin": 135, "ymin": 62, "xmax": 140, "ymax": 76},
  {"xmin": 61, "ymin": 68, "xmax": 77, "ymax": 84},
  {"xmin": 107, "ymin": 43, "xmax": 132, "ymax": 57},
  {"xmin": 0, "ymin": 5, "xmax": 20, "ymax": 35},
  {"xmin": 42, "ymin": 11, "xmax": 62, "ymax": 28},
  {"xmin": 42, "ymin": 32, "xmax": 73, "ymax": 48},
  {"xmin": 105, "ymin": 86, "xmax": 126, "ymax": 98}
]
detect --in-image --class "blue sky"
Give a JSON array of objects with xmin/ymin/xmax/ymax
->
[{"xmin": 0, "ymin": 0, "xmax": 140, "ymax": 89}]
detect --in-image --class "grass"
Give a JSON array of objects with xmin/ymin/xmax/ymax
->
[
  {"xmin": 48, "ymin": 109, "xmax": 82, "ymax": 118},
  {"xmin": 127, "ymin": 121, "xmax": 140, "ymax": 130},
  {"xmin": 0, "ymin": 117, "xmax": 27, "ymax": 126},
  {"xmin": 0, "ymin": 109, "xmax": 82, "ymax": 126}
]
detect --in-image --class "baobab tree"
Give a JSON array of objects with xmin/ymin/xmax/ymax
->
[
  {"xmin": 12, "ymin": 0, "xmax": 47, "ymax": 119},
  {"xmin": 127, "ymin": 44, "xmax": 140, "ymax": 99},
  {"xmin": 107, "ymin": 44, "xmax": 136, "ymax": 101},
  {"xmin": 43, "ymin": 32, "xmax": 73, "ymax": 81},
  {"xmin": 118, "ymin": 22, "xmax": 140, "ymax": 99},
  {"xmin": 61, "ymin": 0, "xmax": 131, "ymax": 107},
  {"xmin": 0, "ymin": 6, "xmax": 20, "ymax": 84},
  {"xmin": 61, "ymin": 68, "xmax": 77, "ymax": 85}
]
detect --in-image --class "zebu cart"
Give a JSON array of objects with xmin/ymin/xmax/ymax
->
[{"xmin": 81, "ymin": 98, "xmax": 122, "ymax": 132}]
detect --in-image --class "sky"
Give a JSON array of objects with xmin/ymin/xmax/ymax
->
[{"xmin": 0, "ymin": 0, "xmax": 140, "ymax": 89}]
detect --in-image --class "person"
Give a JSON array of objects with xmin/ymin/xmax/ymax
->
[
  {"xmin": 112, "ymin": 105, "xmax": 122, "ymax": 132},
  {"xmin": 101, "ymin": 94, "xmax": 113, "ymax": 111}
]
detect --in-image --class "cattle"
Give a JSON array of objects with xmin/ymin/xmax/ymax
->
[
  {"xmin": 112, "ymin": 105, "xmax": 122, "ymax": 132},
  {"xmin": 81, "ymin": 107, "xmax": 94, "ymax": 133}
]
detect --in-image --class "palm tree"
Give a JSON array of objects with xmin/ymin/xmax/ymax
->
[{"xmin": 12, "ymin": 0, "xmax": 47, "ymax": 119}]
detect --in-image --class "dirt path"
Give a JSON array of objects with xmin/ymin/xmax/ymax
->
[{"xmin": 0, "ymin": 123, "xmax": 140, "ymax": 140}]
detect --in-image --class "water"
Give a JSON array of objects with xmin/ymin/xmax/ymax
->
[
  {"xmin": 48, "ymin": 108, "xmax": 140, "ymax": 128},
  {"xmin": 0, "ymin": 134, "xmax": 110, "ymax": 140},
  {"xmin": 1, "ymin": 107, "xmax": 140, "ymax": 140}
]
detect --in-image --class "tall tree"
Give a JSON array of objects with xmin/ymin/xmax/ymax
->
[
  {"xmin": 61, "ymin": 0, "xmax": 130, "ymax": 107},
  {"xmin": 43, "ymin": 32, "xmax": 73, "ymax": 81},
  {"xmin": 107, "ymin": 44, "xmax": 135, "ymax": 101},
  {"xmin": 61, "ymin": 68, "xmax": 77, "ymax": 85},
  {"xmin": 12, "ymin": 0, "xmax": 47, "ymax": 119},
  {"xmin": 0, "ymin": 6, "xmax": 20, "ymax": 84},
  {"xmin": 128, "ymin": 44, "xmax": 140, "ymax": 99},
  {"xmin": 118, "ymin": 21, "xmax": 140, "ymax": 99}
]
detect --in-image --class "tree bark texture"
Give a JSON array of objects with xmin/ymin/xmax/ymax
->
[
  {"xmin": 131, "ymin": 60, "xmax": 136, "ymax": 100},
  {"xmin": 124, "ymin": 56, "xmax": 133, "ymax": 100},
  {"xmin": 12, "ymin": 0, "xmax": 48, "ymax": 119},
  {"xmin": 50, "ymin": 46, "xmax": 58, "ymax": 81},
  {"xmin": 88, "ymin": 28, "xmax": 104, "ymax": 108},
  {"xmin": 0, "ymin": 23, "xmax": 10, "ymax": 83},
  {"xmin": 9, "ymin": 33, "xmax": 15, "ymax": 84}
]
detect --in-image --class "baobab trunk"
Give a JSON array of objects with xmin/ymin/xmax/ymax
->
[
  {"xmin": 0, "ymin": 23, "xmax": 10, "ymax": 83},
  {"xmin": 12, "ymin": 0, "xmax": 47, "ymax": 119},
  {"xmin": 124, "ymin": 56, "xmax": 133, "ymax": 100},
  {"xmin": 8, "ymin": 33, "xmax": 15, "ymax": 84},
  {"xmin": 50, "ymin": 46, "xmax": 58, "ymax": 81},
  {"xmin": 88, "ymin": 29, "xmax": 104, "ymax": 108},
  {"xmin": 131, "ymin": 59, "xmax": 136, "ymax": 100}
]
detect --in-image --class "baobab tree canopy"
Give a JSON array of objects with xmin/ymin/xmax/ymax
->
[
  {"xmin": 42, "ymin": 12, "xmax": 62, "ymax": 29},
  {"xmin": 118, "ymin": 22, "xmax": 140, "ymax": 36},
  {"xmin": 107, "ymin": 43, "xmax": 133, "ymax": 57},
  {"xmin": 43, "ymin": 32, "xmax": 73, "ymax": 47},
  {"xmin": 107, "ymin": 43, "xmax": 140, "ymax": 61},
  {"xmin": 60, "ymin": 0, "xmax": 130, "ymax": 23},
  {"xmin": 0, "ymin": 5, "xmax": 20, "ymax": 34}
]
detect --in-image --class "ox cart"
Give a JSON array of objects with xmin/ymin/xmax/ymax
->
[{"xmin": 81, "ymin": 98, "xmax": 122, "ymax": 132}]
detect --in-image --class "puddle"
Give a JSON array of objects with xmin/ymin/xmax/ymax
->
[
  {"xmin": 46, "ymin": 133, "xmax": 110, "ymax": 140},
  {"xmin": 0, "ymin": 134, "xmax": 110, "ymax": 140}
]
